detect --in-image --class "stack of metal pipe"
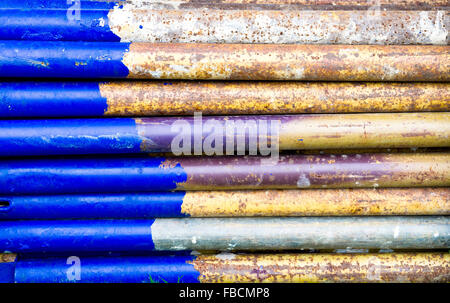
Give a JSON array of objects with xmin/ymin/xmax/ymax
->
[{"xmin": 0, "ymin": 0, "xmax": 449, "ymax": 283}]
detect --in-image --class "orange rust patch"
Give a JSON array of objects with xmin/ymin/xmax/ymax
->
[
  {"xmin": 101, "ymin": 82, "xmax": 450, "ymax": 116},
  {"xmin": 0, "ymin": 254, "xmax": 16, "ymax": 263},
  {"xmin": 188, "ymin": 253, "xmax": 450, "ymax": 283}
]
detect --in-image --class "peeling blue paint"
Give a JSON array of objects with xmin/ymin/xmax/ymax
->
[
  {"xmin": 0, "ymin": 82, "xmax": 107, "ymax": 117},
  {"xmin": 0, "ymin": 9, "xmax": 120, "ymax": 41},
  {"xmin": 0, "ymin": 0, "xmax": 119, "ymax": 10},
  {"xmin": 0, "ymin": 220, "xmax": 156, "ymax": 253},
  {"xmin": 0, "ymin": 41, "xmax": 130, "ymax": 78},
  {"xmin": 0, "ymin": 157, "xmax": 188, "ymax": 195},
  {"xmin": 0, "ymin": 118, "xmax": 142, "ymax": 156},
  {"xmin": 12, "ymin": 255, "xmax": 200, "ymax": 283},
  {"xmin": 0, "ymin": 192, "xmax": 188, "ymax": 219}
]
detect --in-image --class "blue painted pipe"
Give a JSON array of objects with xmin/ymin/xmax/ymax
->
[
  {"xmin": 0, "ymin": 217, "xmax": 448, "ymax": 253},
  {"xmin": 0, "ymin": 1, "xmax": 119, "ymax": 10},
  {"xmin": 0, "ymin": 156, "xmax": 187, "ymax": 195},
  {"xmin": 0, "ymin": 82, "xmax": 107, "ymax": 117},
  {"xmin": 0, "ymin": 8, "xmax": 120, "ymax": 41},
  {"xmin": 0, "ymin": 219, "xmax": 156, "ymax": 253},
  {"xmin": 1, "ymin": 254, "xmax": 200, "ymax": 283},
  {"xmin": 0, "ymin": 41, "xmax": 130, "ymax": 78},
  {"xmin": 0, "ymin": 118, "xmax": 144, "ymax": 156},
  {"xmin": 0, "ymin": 193, "xmax": 188, "ymax": 219}
]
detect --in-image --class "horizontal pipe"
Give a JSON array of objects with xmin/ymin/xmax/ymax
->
[
  {"xmin": 0, "ymin": 41, "xmax": 447, "ymax": 81},
  {"xmin": 1, "ymin": 153, "xmax": 448, "ymax": 194},
  {"xmin": 0, "ymin": 3, "xmax": 447, "ymax": 44},
  {"xmin": 1, "ymin": 113, "xmax": 449, "ymax": 156},
  {"xmin": 1, "ymin": 1, "xmax": 448, "ymax": 10},
  {"xmin": 0, "ymin": 188, "xmax": 448, "ymax": 219},
  {"xmin": 1, "ymin": 82, "xmax": 449, "ymax": 117},
  {"xmin": 1, "ymin": 252, "xmax": 449, "ymax": 283},
  {"xmin": 0, "ymin": 217, "xmax": 448, "ymax": 253}
]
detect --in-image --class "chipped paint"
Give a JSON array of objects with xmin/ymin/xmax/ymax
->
[
  {"xmin": 1, "ymin": 153, "xmax": 448, "ymax": 194},
  {"xmin": 190, "ymin": 253, "xmax": 450, "ymax": 283},
  {"xmin": 123, "ymin": 44, "xmax": 449, "ymax": 81},
  {"xmin": 1, "ymin": 113, "xmax": 447, "ymax": 156}
]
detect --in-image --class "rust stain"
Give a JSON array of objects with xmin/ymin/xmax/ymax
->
[
  {"xmin": 101, "ymin": 81, "xmax": 450, "ymax": 116},
  {"xmin": 189, "ymin": 253, "xmax": 450, "ymax": 283},
  {"xmin": 181, "ymin": 188, "xmax": 450, "ymax": 216},
  {"xmin": 0, "ymin": 254, "xmax": 16, "ymax": 263},
  {"xmin": 123, "ymin": 44, "xmax": 449, "ymax": 81}
]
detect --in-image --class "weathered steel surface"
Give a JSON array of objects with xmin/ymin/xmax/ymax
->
[
  {"xmin": 2, "ymin": 253, "xmax": 448, "ymax": 283},
  {"xmin": 168, "ymin": 153, "xmax": 450, "ymax": 190},
  {"xmin": 2, "ymin": 82, "xmax": 448, "ymax": 117},
  {"xmin": 190, "ymin": 253, "xmax": 450, "ymax": 283},
  {"xmin": 1, "ymin": 41, "xmax": 448, "ymax": 81},
  {"xmin": 0, "ymin": 113, "xmax": 448, "ymax": 156},
  {"xmin": 123, "ymin": 44, "xmax": 450, "ymax": 81},
  {"xmin": 181, "ymin": 188, "xmax": 450, "ymax": 217},
  {"xmin": 1, "ymin": 1, "xmax": 448, "ymax": 43},
  {"xmin": 108, "ymin": 8, "xmax": 449, "ymax": 44},
  {"xmin": 101, "ymin": 81, "xmax": 450, "ymax": 116},
  {"xmin": 150, "ymin": 217, "xmax": 450, "ymax": 251},
  {"xmin": 0, "ymin": 217, "xmax": 448, "ymax": 252},
  {"xmin": 2, "ymin": 1, "xmax": 448, "ymax": 10},
  {"xmin": 1, "ymin": 188, "xmax": 447, "ymax": 219},
  {"xmin": 0, "ymin": 153, "xmax": 448, "ymax": 194}
]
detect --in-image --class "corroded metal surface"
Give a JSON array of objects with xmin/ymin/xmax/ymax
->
[
  {"xmin": 109, "ymin": 8, "xmax": 449, "ymax": 44},
  {"xmin": 2, "ymin": 113, "xmax": 447, "ymax": 156},
  {"xmin": 190, "ymin": 253, "xmax": 450, "ymax": 283},
  {"xmin": 181, "ymin": 188, "xmax": 450, "ymax": 216},
  {"xmin": 0, "ymin": 253, "xmax": 16, "ymax": 263},
  {"xmin": 276, "ymin": 112, "xmax": 450, "ymax": 149},
  {"xmin": 123, "ymin": 44, "xmax": 450, "ymax": 81},
  {"xmin": 1, "ymin": 153, "xmax": 448, "ymax": 194},
  {"xmin": 106, "ymin": 0, "xmax": 450, "ymax": 10},
  {"xmin": 100, "ymin": 81, "xmax": 450, "ymax": 115},
  {"xmin": 150, "ymin": 216, "xmax": 450, "ymax": 251},
  {"xmin": 166, "ymin": 153, "xmax": 450, "ymax": 190}
]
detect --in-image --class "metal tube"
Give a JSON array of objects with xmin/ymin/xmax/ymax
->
[
  {"xmin": 0, "ymin": 2, "xmax": 448, "ymax": 44},
  {"xmin": 1, "ymin": 1, "xmax": 448, "ymax": 10},
  {"xmin": 1, "ymin": 188, "xmax": 448, "ymax": 219},
  {"xmin": 1, "ymin": 41, "xmax": 447, "ymax": 81},
  {"xmin": 0, "ymin": 153, "xmax": 448, "ymax": 194},
  {"xmin": 1, "ymin": 113, "xmax": 448, "ymax": 156},
  {"xmin": 1, "ymin": 252, "xmax": 448, "ymax": 283},
  {"xmin": 1, "ymin": 81, "xmax": 449, "ymax": 117},
  {"xmin": 0, "ymin": 217, "xmax": 448, "ymax": 253}
]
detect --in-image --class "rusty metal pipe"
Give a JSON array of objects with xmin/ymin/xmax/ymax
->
[
  {"xmin": 0, "ymin": 188, "xmax": 448, "ymax": 219},
  {"xmin": 1, "ymin": 253, "xmax": 448, "ymax": 283},
  {"xmin": 2, "ymin": 82, "xmax": 449, "ymax": 117},
  {"xmin": 1, "ymin": 41, "xmax": 448, "ymax": 81},
  {"xmin": 2, "ymin": 1, "xmax": 448, "ymax": 10},
  {"xmin": 0, "ymin": 153, "xmax": 448, "ymax": 194},
  {"xmin": 1, "ymin": 113, "xmax": 449, "ymax": 156},
  {"xmin": 0, "ymin": 2, "xmax": 448, "ymax": 44},
  {"xmin": 0, "ymin": 217, "xmax": 448, "ymax": 252}
]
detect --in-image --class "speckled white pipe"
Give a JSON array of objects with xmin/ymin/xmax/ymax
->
[{"xmin": 108, "ymin": 5, "xmax": 449, "ymax": 44}]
